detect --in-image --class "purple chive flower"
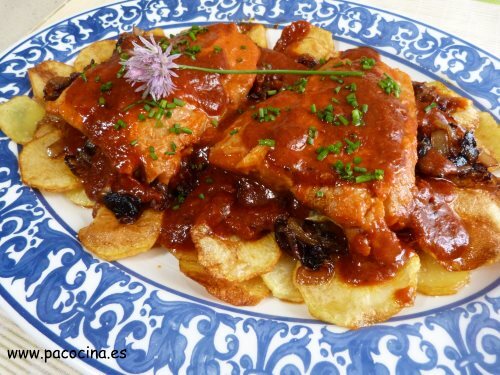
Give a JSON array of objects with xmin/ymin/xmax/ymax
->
[{"xmin": 121, "ymin": 35, "xmax": 181, "ymax": 100}]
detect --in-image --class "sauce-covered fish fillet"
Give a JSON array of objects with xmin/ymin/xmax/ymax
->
[
  {"xmin": 210, "ymin": 47, "xmax": 418, "ymax": 260},
  {"xmin": 47, "ymin": 24, "xmax": 260, "ymax": 183}
]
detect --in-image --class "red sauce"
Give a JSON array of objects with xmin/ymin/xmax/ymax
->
[
  {"xmin": 52, "ymin": 22, "xmax": 486, "ymax": 288},
  {"xmin": 394, "ymin": 286, "xmax": 415, "ymax": 306}
]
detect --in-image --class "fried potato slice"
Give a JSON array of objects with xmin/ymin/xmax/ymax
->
[
  {"xmin": 475, "ymin": 112, "xmax": 500, "ymax": 164},
  {"xmin": 448, "ymin": 188, "xmax": 500, "ymax": 270},
  {"xmin": 294, "ymin": 255, "xmax": 420, "ymax": 328},
  {"xmin": 277, "ymin": 23, "xmax": 335, "ymax": 61},
  {"xmin": 417, "ymin": 251, "xmax": 469, "ymax": 295},
  {"xmin": 65, "ymin": 186, "xmax": 95, "ymax": 208},
  {"xmin": 28, "ymin": 61, "xmax": 74, "ymax": 102},
  {"xmin": 245, "ymin": 24, "xmax": 268, "ymax": 48},
  {"xmin": 179, "ymin": 258, "xmax": 270, "ymax": 306},
  {"xmin": 426, "ymin": 81, "xmax": 479, "ymax": 130},
  {"xmin": 0, "ymin": 96, "xmax": 45, "ymax": 144},
  {"xmin": 79, "ymin": 207, "xmax": 162, "ymax": 261},
  {"xmin": 73, "ymin": 40, "xmax": 116, "ymax": 72},
  {"xmin": 192, "ymin": 224, "xmax": 281, "ymax": 282},
  {"xmin": 19, "ymin": 130, "xmax": 80, "ymax": 192},
  {"xmin": 262, "ymin": 253, "xmax": 303, "ymax": 303}
]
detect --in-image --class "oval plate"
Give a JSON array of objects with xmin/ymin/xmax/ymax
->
[{"xmin": 0, "ymin": 1, "xmax": 499, "ymax": 373}]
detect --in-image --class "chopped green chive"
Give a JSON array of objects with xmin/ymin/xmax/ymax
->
[
  {"xmin": 317, "ymin": 104, "xmax": 335, "ymax": 123},
  {"xmin": 334, "ymin": 86, "xmax": 342, "ymax": 94},
  {"xmin": 346, "ymin": 92, "xmax": 358, "ymax": 107},
  {"xmin": 338, "ymin": 114, "xmax": 349, "ymax": 126},
  {"xmin": 285, "ymin": 78, "xmax": 308, "ymax": 93},
  {"xmin": 94, "ymin": 75, "xmax": 101, "ymax": 83},
  {"xmin": 310, "ymin": 104, "xmax": 317, "ymax": 113},
  {"xmin": 424, "ymin": 102, "xmax": 437, "ymax": 113},
  {"xmin": 351, "ymin": 109, "xmax": 363, "ymax": 126},
  {"xmin": 148, "ymin": 146, "xmax": 158, "ymax": 160},
  {"xmin": 80, "ymin": 72, "xmax": 87, "ymax": 82},
  {"xmin": 361, "ymin": 104, "xmax": 369, "ymax": 113},
  {"xmin": 353, "ymin": 156, "xmax": 362, "ymax": 164},
  {"xmin": 345, "ymin": 138, "xmax": 361, "ymax": 154},
  {"xmin": 378, "ymin": 73, "xmax": 401, "ymax": 98},
  {"xmin": 213, "ymin": 45, "xmax": 222, "ymax": 53},
  {"xmin": 258, "ymin": 138, "xmax": 276, "ymax": 147},
  {"xmin": 267, "ymin": 89, "xmax": 277, "ymax": 96},
  {"xmin": 198, "ymin": 193, "xmax": 205, "ymax": 199},
  {"xmin": 360, "ymin": 56, "xmax": 376, "ymax": 70},
  {"xmin": 164, "ymin": 141, "xmax": 177, "ymax": 155},
  {"xmin": 100, "ymin": 81, "xmax": 113, "ymax": 92},
  {"xmin": 116, "ymin": 65, "xmax": 126, "ymax": 78},
  {"xmin": 307, "ymin": 126, "xmax": 317, "ymax": 145},
  {"xmin": 253, "ymin": 106, "xmax": 280, "ymax": 122},
  {"xmin": 98, "ymin": 96, "xmax": 106, "ymax": 106},
  {"xmin": 346, "ymin": 83, "xmax": 357, "ymax": 92},
  {"xmin": 240, "ymin": 45, "xmax": 247, "ymax": 50},
  {"xmin": 130, "ymin": 139, "xmax": 138, "ymax": 146},
  {"xmin": 205, "ymin": 177, "xmax": 214, "ymax": 184},
  {"xmin": 316, "ymin": 190, "xmax": 325, "ymax": 197},
  {"xmin": 114, "ymin": 119, "xmax": 127, "ymax": 130},
  {"xmin": 173, "ymin": 98, "xmax": 185, "ymax": 107},
  {"xmin": 230, "ymin": 129, "xmax": 239, "ymax": 136},
  {"xmin": 211, "ymin": 119, "xmax": 219, "ymax": 127},
  {"xmin": 331, "ymin": 98, "xmax": 340, "ymax": 104},
  {"xmin": 169, "ymin": 123, "xmax": 192, "ymax": 134}
]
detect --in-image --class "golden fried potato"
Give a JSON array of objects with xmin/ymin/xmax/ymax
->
[
  {"xmin": 144, "ymin": 28, "xmax": 165, "ymax": 37},
  {"xmin": 262, "ymin": 253, "xmax": 303, "ymax": 303},
  {"xmin": 28, "ymin": 61, "xmax": 74, "ymax": 102},
  {"xmin": 448, "ymin": 188, "xmax": 500, "ymax": 270},
  {"xmin": 79, "ymin": 207, "xmax": 163, "ymax": 261},
  {"xmin": 417, "ymin": 251, "xmax": 469, "ymax": 295},
  {"xmin": 65, "ymin": 186, "xmax": 95, "ymax": 208},
  {"xmin": 33, "ymin": 115, "xmax": 60, "ymax": 139},
  {"xmin": 426, "ymin": 81, "xmax": 479, "ymax": 130},
  {"xmin": 19, "ymin": 130, "xmax": 80, "ymax": 192},
  {"xmin": 192, "ymin": 224, "xmax": 281, "ymax": 282},
  {"xmin": 179, "ymin": 258, "xmax": 270, "ymax": 306},
  {"xmin": 294, "ymin": 255, "xmax": 420, "ymax": 328},
  {"xmin": 245, "ymin": 24, "xmax": 268, "ymax": 48},
  {"xmin": 277, "ymin": 24, "xmax": 335, "ymax": 61},
  {"xmin": 475, "ymin": 112, "xmax": 500, "ymax": 164},
  {"xmin": 0, "ymin": 96, "xmax": 45, "ymax": 144},
  {"xmin": 73, "ymin": 40, "xmax": 116, "ymax": 72}
]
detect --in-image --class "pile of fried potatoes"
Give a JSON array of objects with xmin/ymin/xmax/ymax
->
[{"xmin": 0, "ymin": 24, "xmax": 499, "ymax": 328}]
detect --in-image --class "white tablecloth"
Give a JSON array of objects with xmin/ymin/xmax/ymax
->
[{"xmin": 0, "ymin": 0, "xmax": 498, "ymax": 373}]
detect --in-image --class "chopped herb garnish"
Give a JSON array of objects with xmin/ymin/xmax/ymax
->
[
  {"xmin": 334, "ymin": 86, "xmax": 342, "ymax": 94},
  {"xmin": 148, "ymin": 146, "xmax": 158, "ymax": 160},
  {"xmin": 120, "ymin": 52, "xmax": 129, "ymax": 61},
  {"xmin": 253, "ymin": 106, "xmax": 280, "ymax": 122},
  {"xmin": 80, "ymin": 72, "xmax": 87, "ymax": 82},
  {"xmin": 353, "ymin": 156, "xmax": 362, "ymax": 164},
  {"xmin": 355, "ymin": 169, "xmax": 384, "ymax": 183},
  {"xmin": 338, "ymin": 114, "xmax": 349, "ymax": 126},
  {"xmin": 316, "ymin": 142, "xmax": 342, "ymax": 160},
  {"xmin": 424, "ymin": 102, "xmax": 437, "ymax": 113},
  {"xmin": 205, "ymin": 177, "xmax": 214, "ymax": 184},
  {"xmin": 211, "ymin": 119, "xmax": 219, "ymax": 127},
  {"xmin": 346, "ymin": 92, "xmax": 358, "ymax": 107},
  {"xmin": 285, "ymin": 78, "xmax": 308, "ymax": 93},
  {"xmin": 351, "ymin": 109, "xmax": 363, "ymax": 126},
  {"xmin": 94, "ymin": 75, "xmax": 101, "ymax": 83},
  {"xmin": 346, "ymin": 83, "xmax": 357, "ymax": 92},
  {"xmin": 310, "ymin": 104, "xmax": 317, "ymax": 114},
  {"xmin": 331, "ymin": 98, "xmax": 340, "ymax": 104},
  {"xmin": 316, "ymin": 190, "xmax": 325, "ymax": 197},
  {"xmin": 258, "ymin": 138, "xmax": 276, "ymax": 147},
  {"xmin": 230, "ymin": 129, "xmax": 239, "ymax": 136},
  {"xmin": 164, "ymin": 141, "xmax": 177, "ymax": 155},
  {"xmin": 169, "ymin": 123, "xmax": 192, "ymax": 134},
  {"xmin": 98, "ymin": 96, "xmax": 106, "ymax": 106},
  {"xmin": 213, "ymin": 45, "xmax": 222, "ymax": 53},
  {"xmin": 173, "ymin": 98, "xmax": 185, "ymax": 107},
  {"xmin": 319, "ymin": 58, "xmax": 326, "ymax": 65},
  {"xmin": 360, "ymin": 56, "xmax": 376, "ymax": 70},
  {"xmin": 378, "ymin": 73, "xmax": 401, "ymax": 98},
  {"xmin": 267, "ymin": 89, "xmax": 277, "ymax": 96},
  {"xmin": 138, "ymin": 113, "xmax": 146, "ymax": 121},
  {"xmin": 100, "ymin": 81, "xmax": 113, "ymax": 92},
  {"xmin": 116, "ymin": 65, "xmax": 126, "ymax": 78},
  {"xmin": 130, "ymin": 139, "xmax": 138, "ymax": 146},
  {"xmin": 184, "ymin": 45, "xmax": 201, "ymax": 60},
  {"xmin": 361, "ymin": 104, "xmax": 369, "ymax": 113},
  {"xmin": 198, "ymin": 193, "xmax": 205, "ymax": 199},
  {"xmin": 240, "ymin": 45, "xmax": 247, "ymax": 50},
  {"xmin": 317, "ymin": 104, "xmax": 335, "ymax": 123},
  {"xmin": 345, "ymin": 137, "xmax": 361, "ymax": 154},
  {"xmin": 114, "ymin": 119, "xmax": 127, "ymax": 130},
  {"xmin": 307, "ymin": 126, "xmax": 317, "ymax": 145}
]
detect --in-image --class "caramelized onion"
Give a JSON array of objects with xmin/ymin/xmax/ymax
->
[{"xmin": 430, "ymin": 130, "xmax": 449, "ymax": 155}]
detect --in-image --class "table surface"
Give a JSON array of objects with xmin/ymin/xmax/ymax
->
[{"xmin": 0, "ymin": 0, "xmax": 498, "ymax": 373}]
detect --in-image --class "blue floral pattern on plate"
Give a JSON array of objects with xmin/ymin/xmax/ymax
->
[{"xmin": 0, "ymin": 1, "xmax": 499, "ymax": 373}]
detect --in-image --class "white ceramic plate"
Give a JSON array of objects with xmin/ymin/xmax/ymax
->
[{"xmin": 0, "ymin": 1, "xmax": 498, "ymax": 373}]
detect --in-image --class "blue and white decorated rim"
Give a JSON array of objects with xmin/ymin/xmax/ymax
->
[{"xmin": 0, "ymin": 1, "xmax": 499, "ymax": 373}]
